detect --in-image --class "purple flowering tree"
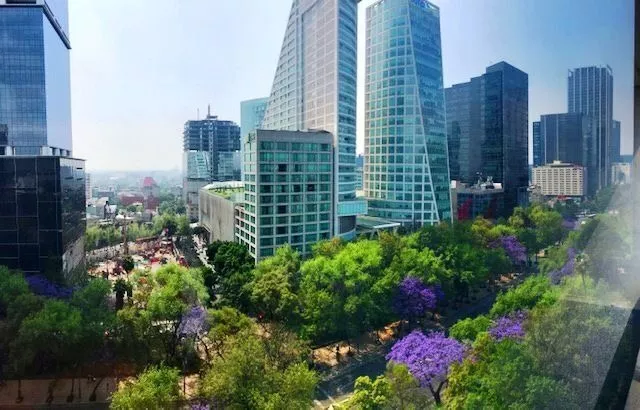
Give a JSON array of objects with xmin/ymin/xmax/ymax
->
[
  {"xmin": 489, "ymin": 311, "xmax": 527, "ymax": 341},
  {"xmin": 24, "ymin": 275, "xmax": 73, "ymax": 299},
  {"xmin": 386, "ymin": 330, "xmax": 466, "ymax": 405},
  {"xmin": 393, "ymin": 277, "xmax": 437, "ymax": 324},
  {"xmin": 492, "ymin": 236, "xmax": 527, "ymax": 265},
  {"xmin": 178, "ymin": 305, "xmax": 208, "ymax": 337},
  {"xmin": 549, "ymin": 248, "xmax": 577, "ymax": 285}
]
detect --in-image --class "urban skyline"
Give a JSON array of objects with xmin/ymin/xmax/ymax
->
[{"xmin": 67, "ymin": 0, "xmax": 634, "ymax": 171}]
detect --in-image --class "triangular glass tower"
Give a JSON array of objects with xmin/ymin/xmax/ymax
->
[
  {"xmin": 364, "ymin": 0, "xmax": 451, "ymax": 226},
  {"xmin": 261, "ymin": 0, "xmax": 366, "ymax": 239}
]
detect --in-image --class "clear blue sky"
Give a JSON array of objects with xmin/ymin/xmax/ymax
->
[{"xmin": 70, "ymin": 0, "xmax": 634, "ymax": 171}]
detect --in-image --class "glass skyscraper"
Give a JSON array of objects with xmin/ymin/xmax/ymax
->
[
  {"xmin": 611, "ymin": 119, "xmax": 621, "ymax": 164},
  {"xmin": 261, "ymin": 0, "xmax": 365, "ymax": 239},
  {"xmin": 446, "ymin": 62, "xmax": 528, "ymax": 215},
  {"xmin": 0, "ymin": 0, "xmax": 85, "ymax": 282},
  {"xmin": 240, "ymin": 97, "xmax": 268, "ymax": 181},
  {"xmin": 568, "ymin": 66, "xmax": 613, "ymax": 193},
  {"xmin": 0, "ymin": 0, "xmax": 72, "ymax": 156},
  {"xmin": 364, "ymin": 0, "xmax": 451, "ymax": 226}
]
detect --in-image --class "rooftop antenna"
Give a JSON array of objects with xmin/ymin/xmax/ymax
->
[
  {"xmin": 197, "ymin": 108, "xmax": 200, "ymax": 120},
  {"xmin": 207, "ymin": 104, "xmax": 211, "ymax": 117}
]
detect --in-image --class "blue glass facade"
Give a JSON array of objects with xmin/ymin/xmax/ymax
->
[
  {"xmin": 0, "ymin": 2, "xmax": 72, "ymax": 155},
  {"xmin": 240, "ymin": 97, "xmax": 268, "ymax": 181},
  {"xmin": 261, "ymin": 0, "xmax": 363, "ymax": 239},
  {"xmin": 364, "ymin": 0, "xmax": 451, "ymax": 226}
]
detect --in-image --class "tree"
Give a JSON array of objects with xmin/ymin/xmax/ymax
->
[
  {"xmin": 122, "ymin": 256, "xmax": 135, "ymax": 273},
  {"xmin": 346, "ymin": 375, "xmax": 392, "ymax": 410},
  {"xmin": 488, "ymin": 311, "xmax": 527, "ymax": 341},
  {"xmin": 492, "ymin": 235, "xmax": 527, "ymax": 266},
  {"xmin": 449, "ymin": 315, "xmax": 491, "ymax": 343},
  {"xmin": 489, "ymin": 275, "xmax": 555, "ymax": 317},
  {"xmin": 113, "ymin": 279, "xmax": 130, "ymax": 311},
  {"xmin": 204, "ymin": 307, "xmax": 254, "ymax": 361},
  {"xmin": 211, "ymin": 242, "xmax": 254, "ymax": 310},
  {"xmin": 250, "ymin": 245, "xmax": 301, "ymax": 322},
  {"xmin": 110, "ymin": 366, "xmax": 182, "ymax": 410},
  {"xmin": 386, "ymin": 330, "xmax": 465, "ymax": 405},
  {"xmin": 198, "ymin": 330, "xmax": 317, "ymax": 409},
  {"xmin": 392, "ymin": 277, "xmax": 437, "ymax": 324}
]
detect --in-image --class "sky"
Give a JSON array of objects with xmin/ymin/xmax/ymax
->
[{"xmin": 69, "ymin": 0, "xmax": 634, "ymax": 171}]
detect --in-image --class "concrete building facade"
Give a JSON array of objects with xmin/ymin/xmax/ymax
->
[{"xmin": 532, "ymin": 161, "xmax": 586, "ymax": 197}]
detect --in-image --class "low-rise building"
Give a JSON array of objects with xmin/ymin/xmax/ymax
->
[
  {"xmin": 532, "ymin": 161, "xmax": 586, "ymax": 197},
  {"xmin": 199, "ymin": 181, "xmax": 244, "ymax": 243},
  {"xmin": 451, "ymin": 179, "xmax": 505, "ymax": 221}
]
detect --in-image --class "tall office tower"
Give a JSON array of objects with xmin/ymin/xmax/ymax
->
[
  {"xmin": 261, "ymin": 0, "xmax": 365, "ymax": 240},
  {"xmin": 239, "ymin": 130, "xmax": 334, "ymax": 260},
  {"xmin": 364, "ymin": 0, "xmax": 450, "ymax": 226},
  {"xmin": 240, "ymin": 98, "xmax": 269, "ymax": 181},
  {"xmin": 355, "ymin": 154, "xmax": 364, "ymax": 190},
  {"xmin": 182, "ymin": 110, "xmax": 240, "ymax": 220},
  {"xmin": 446, "ymin": 79, "xmax": 481, "ymax": 183},
  {"xmin": 445, "ymin": 62, "xmax": 528, "ymax": 215},
  {"xmin": 0, "ymin": 0, "xmax": 86, "ymax": 282},
  {"xmin": 611, "ymin": 120, "xmax": 621, "ymax": 164},
  {"xmin": 568, "ymin": 66, "xmax": 613, "ymax": 193},
  {"xmin": 532, "ymin": 113, "xmax": 596, "ymax": 195}
]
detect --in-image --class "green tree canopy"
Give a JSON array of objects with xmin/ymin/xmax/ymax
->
[{"xmin": 110, "ymin": 366, "xmax": 182, "ymax": 410}]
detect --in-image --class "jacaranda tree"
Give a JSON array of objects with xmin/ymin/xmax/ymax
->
[
  {"xmin": 386, "ymin": 330, "xmax": 466, "ymax": 405},
  {"xmin": 392, "ymin": 277, "xmax": 437, "ymax": 324}
]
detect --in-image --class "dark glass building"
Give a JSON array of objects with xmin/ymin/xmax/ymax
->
[
  {"xmin": 611, "ymin": 120, "xmax": 621, "ymax": 164},
  {"xmin": 0, "ymin": 157, "xmax": 85, "ymax": 281},
  {"xmin": 568, "ymin": 66, "xmax": 613, "ymax": 193},
  {"xmin": 445, "ymin": 62, "xmax": 528, "ymax": 216},
  {"xmin": 0, "ymin": 0, "xmax": 85, "ymax": 282},
  {"xmin": 532, "ymin": 113, "xmax": 596, "ymax": 196}
]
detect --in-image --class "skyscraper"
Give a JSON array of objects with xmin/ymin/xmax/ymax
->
[
  {"xmin": 364, "ymin": 0, "xmax": 450, "ymax": 226},
  {"xmin": 611, "ymin": 120, "xmax": 621, "ymax": 164},
  {"xmin": 568, "ymin": 66, "xmax": 613, "ymax": 193},
  {"xmin": 182, "ymin": 111, "xmax": 240, "ymax": 220},
  {"xmin": 240, "ymin": 98, "xmax": 268, "ymax": 181},
  {"xmin": 445, "ymin": 62, "xmax": 528, "ymax": 215},
  {"xmin": 0, "ymin": 0, "xmax": 86, "ymax": 281},
  {"xmin": 261, "ymin": 0, "xmax": 365, "ymax": 239}
]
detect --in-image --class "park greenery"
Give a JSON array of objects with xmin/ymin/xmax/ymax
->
[{"xmin": 0, "ymin": 186, "xmax": 632, "ymax": 408}]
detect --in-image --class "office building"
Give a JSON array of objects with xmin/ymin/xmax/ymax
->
[
  {"xmin": 451, "ymin": 179, "xmax": 504, "ymax": 221},
  {"xmin": 364, "ymin": 0, "xmax": 451, "ymax": 226},
  {"xmin": 240, "ymin": 98, "xmax": 269, "ymax": 181},
  {"xmin": 261, "ymin": 0, "xmax": 365, "ymax": 240},
  {"xmin": 445, "ymin": 62, "xmax": 528, "ymax": 215},
  {"xmin": 199, "ymin": 181, "xmax": 244, "ymax": 243},
  {"xmin": 611, "ymin": 120, "xmax": 621, "ymax": 164},
  {"xmin": 238, "ymin": 130, "xmax": 334, "ymax": 260},
  {"xmin": 532, "ymin": 161, "xmax": 586, "ymax": 198},
  {"xmin": 355, "ymin": 154, "xmax": 364, "ymax": 191},
  {"xmin": 85, "ymin": 173, "xmax": 92, "ymax": 202},
  {"xmin": 568, "ymin": 66, "xmax": 613, "ymax": 193},
  {"xmin": 182, "ymin": 110, "xmax": 240, "ymax": 220},
  {"xmin": 0, "ymin": 0, "xmax": 86, "ymax": 282},
  {"xmin": 611, "ymin": 162, "xmax": 631, "ymax": 185}
]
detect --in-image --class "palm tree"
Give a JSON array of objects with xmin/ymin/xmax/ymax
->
[{"xmin": 113, "ymin": 279, "xmax": 130, "ymax": 310}]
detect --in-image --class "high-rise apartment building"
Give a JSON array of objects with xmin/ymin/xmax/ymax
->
[
  {"xmin": 238, "ymin": 130, "xmax": 334, "ymax": 260},
  {"xmin": 532, "ymin": 113, "xmax": 596, "ymax": 196},
  {"xmin": 364, "ymin": 0, "xmax": 451, "ymax": 226},
  {"xmin": 182, "ymin": 111, "xmax": 240, "ymax": 220},
  {"xmin": 240, "ymin": 98, "xmax": 269, "ymax": 181},
  {"xmin": 568, "ymin": 66, "xmax": 613, "ymax": 193},
  {"xmin": 611, "ymin": 120, "xmax": 621, "ymax": 164},
  {"xmin": 0, "ymin": 0, "xmax": 86, "ymax": 281},
  {"xmin": 261, "ymin": 0, "xmax": 365, "ymax": 240},
  {"xmin": 532, "ymin": 161, "xmax": 586, "ymax": 198},
  {"xmin": 445, "ymin": 62, "xmax": 528, "ymax": 215}
]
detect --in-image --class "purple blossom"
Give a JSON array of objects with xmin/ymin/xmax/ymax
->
[
  {"xmin": 24, "ymin": 275, "xmax": 73, "ymax": 299},
  {"xmin": 489, "ymin": 311, "xmax": 527, "ymax": 341},
  {"xmin": 562, "ymin": 218, "xmax": 577, "ymax": 230},
  {"xmin": 178, "ymin": 305, "xmax": 208, "ymax": 337},
  {"xmin": 393, "ymin": 277, "xmax": 438, "ymax": 321},
  {"xmin": 191, "ymin": 403, "xmax": 210, "ymax": 410},
  {"xmin": 492, "ymin": 236, "xmax": 527, "ymax": 265},
  {"xmin": 549, "ymin": 247, "xmax": 577, "ymax": 285},
  {"xmin": 386, "ymin": 330, "xmax": 466, "ymax": 388}
]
